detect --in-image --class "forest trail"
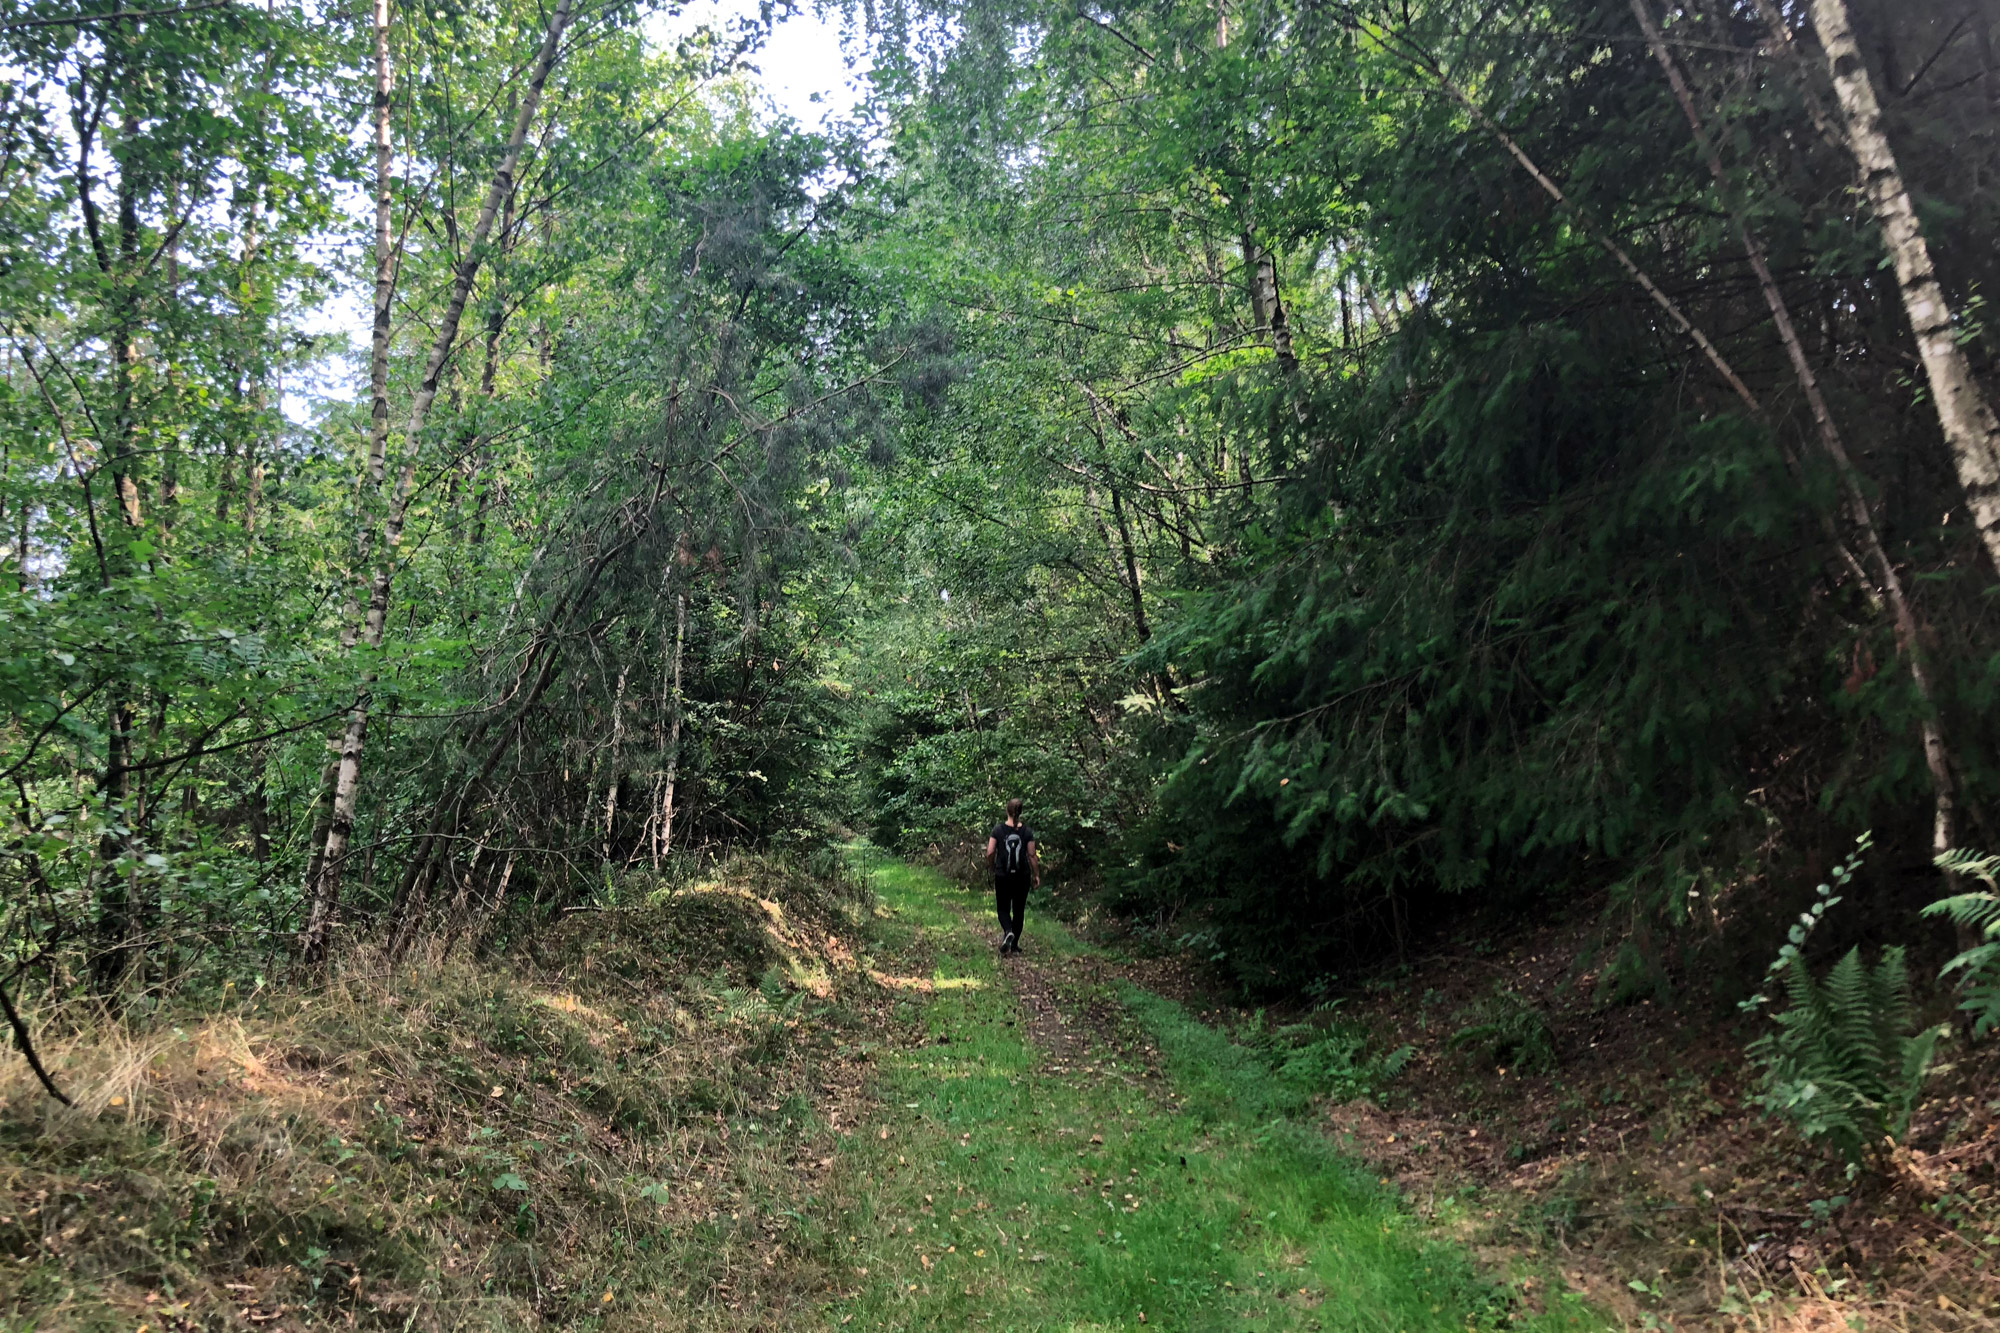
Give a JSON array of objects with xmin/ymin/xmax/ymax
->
[{"xmin": 827, "ymin": 852, "xmax": 1606, "ymax": 1332}]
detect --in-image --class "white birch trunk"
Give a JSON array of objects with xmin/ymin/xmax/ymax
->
[
  {"xmin": 297, "ymin": 0, "xmax": 395, "ymax": 959},
  {"xmin": 657, "ymin": 591, "xmax": 689, "ymax": 864},
  {"xmin": 1633, "ymin": 0, "xmax": 1958, "ymax": 858},
  {"xmin": 600, "ymin": 663, "xmax": 631, "ymax": 863},
  {"xmin": 1809, "ymin": 0, "xmax": 2000, "ymax": 575}
]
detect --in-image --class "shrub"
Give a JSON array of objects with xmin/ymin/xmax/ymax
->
[
  {"xmin": 1243, "ymin": 1007, "xmax": 1415, "ymax": 1102},
  {"xmin": 1277, "ymin": 1026, "xmax": 1415, "ymax": 1101}
]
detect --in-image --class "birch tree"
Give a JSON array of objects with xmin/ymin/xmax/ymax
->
[
  {"xmin": 1632, "ymin": 0, "xmax": 1960, "ymax": 861},
  {"xmin": 1808, "ymin": 0, "xmax": 2000, "ymax": 574},
  {"xmin": 298, "ymin": 0, "xmax": 577, "ymax": 962}
]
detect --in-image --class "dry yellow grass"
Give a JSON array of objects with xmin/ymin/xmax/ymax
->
[{"xmin": 0, "ymin": 853, "xmax": 891, "ymax": 1331}]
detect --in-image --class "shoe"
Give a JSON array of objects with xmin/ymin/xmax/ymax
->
[{"xmin": 1001, "ymin": 931, "xmax": 1017, "ymax": 954}]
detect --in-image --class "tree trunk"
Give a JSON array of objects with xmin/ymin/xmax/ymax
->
[
  {"xmin": 1107, "ymin": 485, "xmax": 1150, "ymax": 643},
  {"xmin": 467, "ymin": 107, "xmax": 518, "ymax": 540},
  {"xmin": 93, "ymin": 122, "xmax": 148, "ymax": 992},
  {"xmin": 464, "ymin": 852, "xmax": 517, "ymax": 957},
  {"xmin": 299, "ymin": 0, "xmax": 397, "ymax": 963},
  {"xmin": 110, "ymin": 165, "xmax": 144, "ymax": 531},
  {"xmin": 600, "ymin": 662, "xmax": 630, "ymax": 863},
  {"xmin": 89, "ymin": 697, "xmax": 137, "ymax": 992},
  {"xmin": 1975, "ymin": 0, "xmax": 1999, "ymax": 114},
  {"xmin": 657, "ymin": 590, "xmax": 689, "ymax": 864},
  {"xmin": 300, "ymin": 0, "xmax": 576, "ymax": 962},
  {"xmin": 1808, "ymin": 0, "xmax": 2000, "ymax": 574},
  {"xmin": 243, "ymin": 443, "xmax": 263, "ymax": 540},
  {"xmin": 158, "ymin": 179, "xmax": 181, "ymax": 536},
  {"xmin": 1243, "ymin": 236, "xmax": 1297, "ymax": 372},
  {"xmin": 13, "ymin": 478, "xmax": 27, "ymax": 591},
  {"xmin": 364, "ymin": 0, "xmax": 397, "ymax": 517}
]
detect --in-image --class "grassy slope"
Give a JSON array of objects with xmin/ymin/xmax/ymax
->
[
  {"xmin": 0, "ymin": 850, "xmax": 1607, "ymax": 1332},
  {"xmin": 0, "ymin": 855, "xmax": 882, "ymax": 1331},
  {"xmin": 826, "ymin": 854, "xmax": 1608, "ymax": 1332}
]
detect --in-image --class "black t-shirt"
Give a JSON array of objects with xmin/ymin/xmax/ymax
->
[{"xmin": 989, "ymin": 822, "xmax": 1035, "ymax": 880}]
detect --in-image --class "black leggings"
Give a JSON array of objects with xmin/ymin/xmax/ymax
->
[{"xmin": 994, "ymin": 878, "xmax": 1029, "ymax": 938}]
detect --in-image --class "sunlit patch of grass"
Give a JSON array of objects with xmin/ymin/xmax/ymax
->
[
  {"xmin": 827, "ymin": 851, "xmax": 1611, "ymax": 1333},
  {"xmin": 868, "ymin": 971, "xmax": 986, "ymax": 992}
]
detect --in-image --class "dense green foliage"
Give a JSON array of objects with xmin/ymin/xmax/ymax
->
[
  {"xmin": 834, "ymin": 0, "xmax": 2000, "ymax": 994},
  {"xmin": 0, "ymin": 0, "xmax": 911, "ymax": 1003},
  {"xmin": 6, "ymin": 0, "xmax": 2000, "ymax": 1016},
  {"xmin": 1927, "ymin": 848, "xmax": 2000, "ymax": 1038}
]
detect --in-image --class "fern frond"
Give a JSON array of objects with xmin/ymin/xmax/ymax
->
[
  {"xmin": 1922, "ymin": 891, "xmax": 2000, "ymax": 939},
  {"xmin": 1963, "ymin": 982, "xmax": 2000, "ymax": 1040},
  {"xmin": 1940, "ymin": 941, "xmax": 2000, "ymax": 980},
  {"xmin": 1889, "ymin": 1025, "xmax": 1946, "ymax": 1141},
  {"xmin": 1936, "ymin": 848, "xmax": 2000, "ymax": 888},
  {"xmin": 1928, "ymin": 857, "xmax": 2000, "ymax": 1039},
  {"xmin": 1823, "ymin": 948, "xmax": 1886, "ymax": 1092},
  {"xmin": 1871, "ymin": 947, "xmax": 1917, "ymax": 1048},
  {"xmin": 1778, "ymin": 950, "xmax": 1818, "ymax": 1013}
]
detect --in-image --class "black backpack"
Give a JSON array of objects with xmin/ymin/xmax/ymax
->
[{"xmin": 998, "ymin": 827, "xmax": 1030, "ymax": 877}]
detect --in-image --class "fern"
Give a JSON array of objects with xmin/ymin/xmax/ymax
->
[
  {"xmin": 1927, "ymin": 848, "xmax": 2000, "ymax": 1037},
  {"xmin": 1742, "ymin": 835, "xmax": 1945, "ymax": 1168},
  {"xmin": 1448, "ymin": 988, "xmax": 1557, "ymax": 1074},
  {"xmin": 1748, "ymin": 946, "xmax": 1942, "ymax": 1167},
  {"xmin": 1258, "ymin": 1013, "xmax": 1413, "ymax": 1102}
]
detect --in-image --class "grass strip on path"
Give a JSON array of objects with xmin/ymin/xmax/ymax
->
[{"xmin": 826, "ymin": 851, "xmax": 1609, "ymax": 1332}]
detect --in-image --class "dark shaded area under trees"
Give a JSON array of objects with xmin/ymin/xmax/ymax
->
[{"xmin": 842, "ymin": 0, "xmax": 2000, "ymax": 1010}]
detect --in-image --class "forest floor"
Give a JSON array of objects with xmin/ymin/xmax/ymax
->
[
  {"xmin": 9, "ymin": 850, "xmax": 1986, "ymax": 1332},
  {"xmin": 1056, "ymin": 895, "xmax": 2000, "ymax": 1333},
  {"xmin": 2, "ymin": 848, "xmax": 1608, "ymax": 1333}
]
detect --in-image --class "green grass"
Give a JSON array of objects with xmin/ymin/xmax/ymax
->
[{"xmin": 825, "ymin": 853, "xmax": 1610, "ymax": 1332}]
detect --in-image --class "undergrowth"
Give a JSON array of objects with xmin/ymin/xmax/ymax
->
[
  {"xmin": 1742, "ymin": 838, "xmax": 1946, "ymax": 1170},
  {"xmin": 1447, "ymin": 989, "xmax": 1558, "ymax": 1076},
  {"xmin": 0, "ymin": 853, "xmax": 877, "ymax": 1332}
]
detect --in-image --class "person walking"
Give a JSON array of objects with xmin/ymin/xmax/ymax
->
[{"xmin": 985, "ymin": 798, "xmax": 1039, "ymax": 955}]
